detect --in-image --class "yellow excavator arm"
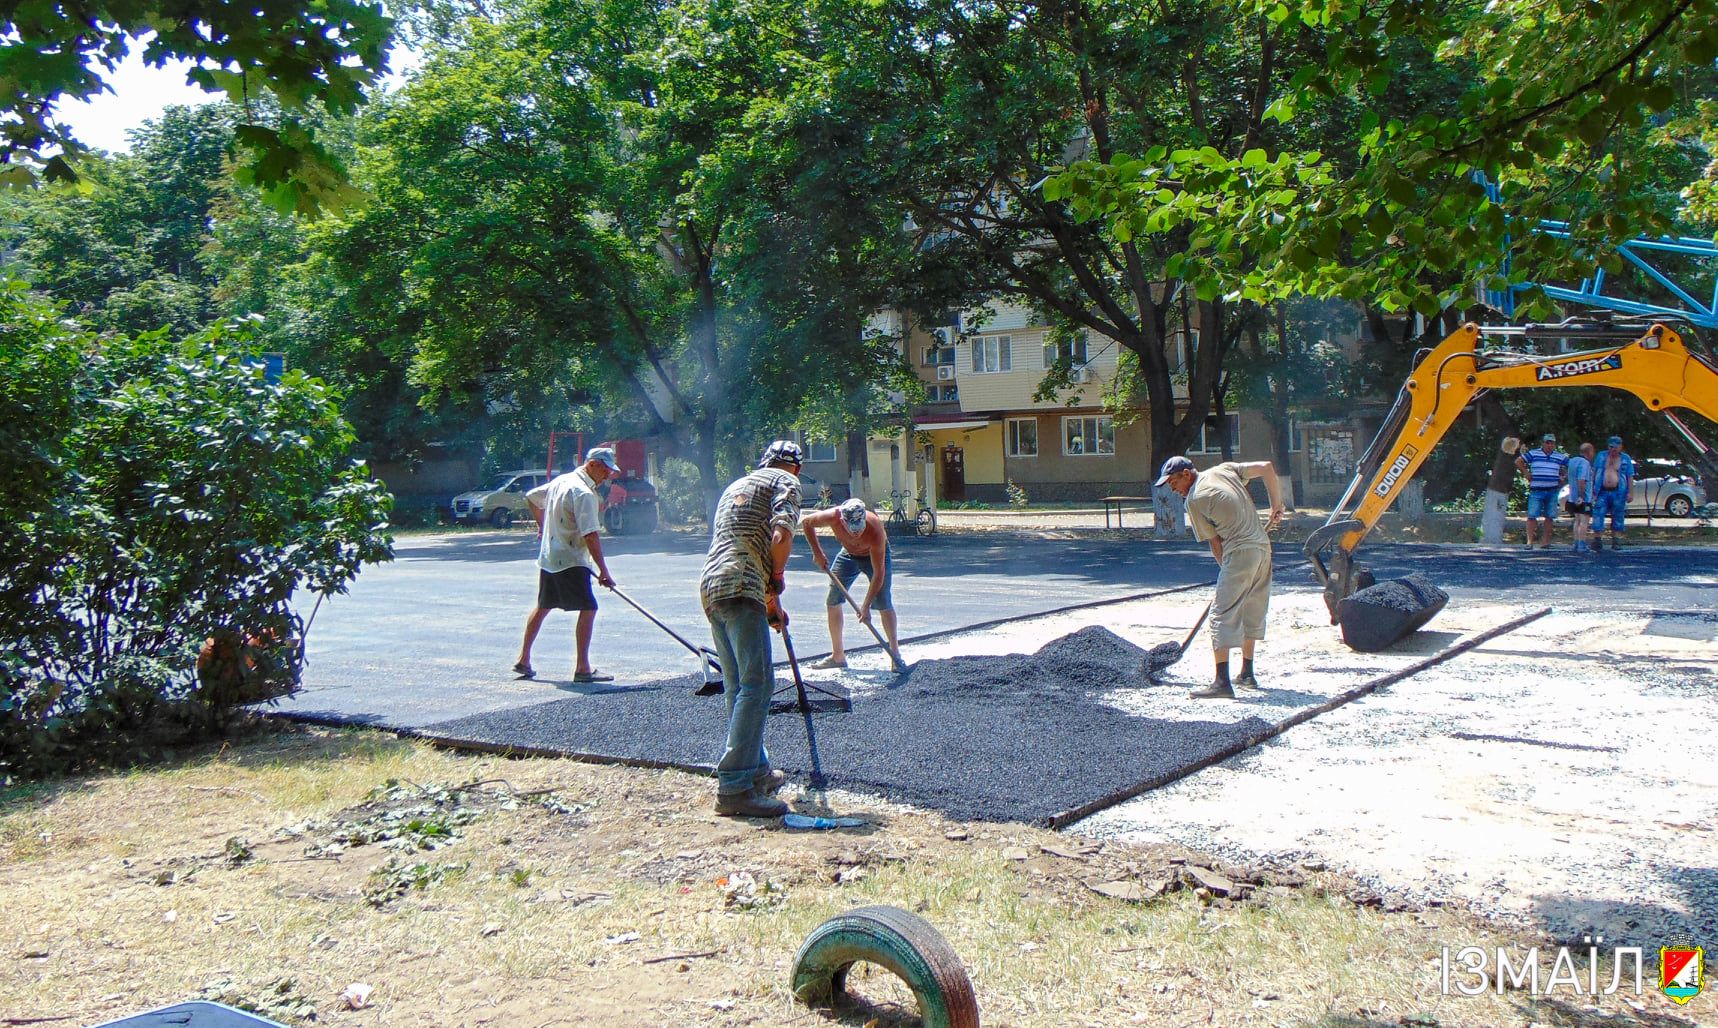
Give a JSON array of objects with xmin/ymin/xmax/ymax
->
[{"xmin": 1306, "ymin": 319, "xmax": 1718, "ymax": 623}]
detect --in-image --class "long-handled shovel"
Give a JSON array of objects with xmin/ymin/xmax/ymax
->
[
  {"xmin": 1142, "ymin": 598, "xmax": 1212, "ymax": 679},
  {"xmin": 608, "ymin": 585, "xmax": 724, "ymax": 696},
  {"xmin": 821, "ymin": 565, "xmax": 909, "ymax": 673}
]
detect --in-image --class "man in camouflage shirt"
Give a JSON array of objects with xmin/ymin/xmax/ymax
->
[{"xmin": 700, "ymin": 440, "xmax": 804, "ymax": 817}]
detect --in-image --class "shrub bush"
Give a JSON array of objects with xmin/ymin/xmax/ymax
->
[
  {"xmin": 655, "ymin": 457, "xmax": 704, "ymax": 525},
  {"xmin": 0, "ymin": 284, "xmax": 392, "ymax": 782}
]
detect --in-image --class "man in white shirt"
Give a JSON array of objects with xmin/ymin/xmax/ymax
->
[{"xmin": 513, "ymin": 447, "xmax": 619, "ymax": 682}]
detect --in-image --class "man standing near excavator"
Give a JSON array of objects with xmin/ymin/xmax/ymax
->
[
  {"xmin": 1516, "ymin": 433, "xmax": 1568, "ymax": 549},
  {"xmin": 1158, "ymin": 456, "xmax": 1285, "ymax": 700},
  {"xmin": 1591, "ymin": 435, "xmax": 1636, "ymax": 551}
]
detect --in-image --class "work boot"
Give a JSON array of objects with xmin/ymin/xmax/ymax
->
[
  {"xmin": 1188, "ymin": 680, "xmax": 1235, "ymax": 700},
  {"xmin": 753, "ymin": 769, "xmax": 790, "ymax": 795},
  {"xmin": 715, "ymin": 789, "xmax": 789, "ymax": 818},
  {"xmin": 1234, "ymin": 670, "xmax": 1261, "ymax": 691}
]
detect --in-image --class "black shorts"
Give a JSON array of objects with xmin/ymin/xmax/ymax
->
[
  {"xmin": 1565, "ymin": 501, "xmax": 1591, "ymax": 515},
  {"xmin": 537, "ymin": 567, "xmax": 597, "ymax": 611}
]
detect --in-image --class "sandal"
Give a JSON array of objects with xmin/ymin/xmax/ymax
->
[
  {"xmin": 512, "ymin": 661, "xmax": 535, "ymax": 680},
  {"xmin": 573, "ymin": 670, "xmax": 615, "ymax": 683},
  {"xmin": 812, "ymin": 656, "xmax": 848, "ymax": 670}
]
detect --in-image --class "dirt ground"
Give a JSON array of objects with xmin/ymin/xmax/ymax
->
[{"xmin": 3, "ymin": 727, "xmax": 1708, "ymax": 1028}]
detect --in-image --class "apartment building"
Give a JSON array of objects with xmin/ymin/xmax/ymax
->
[{"xmin": 798, "ymin": 303, "xmax": 1372, "ymax": 509}]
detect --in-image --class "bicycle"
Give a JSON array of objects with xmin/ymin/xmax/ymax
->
[{"xmin": 887, "ymin": 489, "xmax": 938, "ymax": 537}]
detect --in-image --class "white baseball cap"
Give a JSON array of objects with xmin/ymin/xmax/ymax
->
[
  {"xmin": 586, "ymin": 446, "xmax": 621, "ymax": 472},
  {"xmin": 838, "ymin": 498, "xmax": 868, "ymax": 531}
]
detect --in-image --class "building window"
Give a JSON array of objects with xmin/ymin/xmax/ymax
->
[
  {"xmin": 1007, "ymin": 417, "xmax": 1038, "ymax": 458},
  {"xmin": 1287, "ymin": 418, "xmax": 1304, "ymax": 452},
  {"xmin": 1062, "ymin": 415, "xmax": 1115, "ymax": 456},
  {"xmin": 922, "ymin": 341, "xmax": 956, "ymax": 367},
  {"xmin": 803, "ymin": 437, "xmax": 838, "ymax": 463},
  {"xmin": 1194, "ymin": 413, "xmax": 1240, "ymax": 454},
  {"xmin": 970, "ymin": 335, "xmax": 1012, "ymax": 374},
  {"xmin": 1042, "ymin": 336, "xmax": 1088, "ymax": 367},
  {"xmin": 937, "ymin": 383, "xmax": 960, "ymax": 403},
  {"xmin": 1169, "ymin": 328, "xmax": 1199, "ymax": 372}
]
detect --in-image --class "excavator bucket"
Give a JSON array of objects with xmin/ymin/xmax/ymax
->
[{"xmin": 1335, "ymin": 574, "xmax": 1449, "ymax": 653}]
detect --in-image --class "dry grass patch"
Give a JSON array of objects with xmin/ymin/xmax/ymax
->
[{"xmin": 1, "ymin": 724, "xmax": 1707, "ymax": 1027}]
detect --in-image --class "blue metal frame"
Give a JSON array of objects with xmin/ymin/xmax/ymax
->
[{"xmin": 1475, "ymin": 176, "xmax": 1718, "ymax": 328}]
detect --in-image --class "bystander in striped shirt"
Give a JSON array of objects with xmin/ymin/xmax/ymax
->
[{"xmin": 1521, "ymin": 446, "xmax": 1569, "ymax": 490}]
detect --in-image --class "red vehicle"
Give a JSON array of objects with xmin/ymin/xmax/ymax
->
[{"xmin": 546, "ymin": 432, "xmax": 659, "ymax": 535}]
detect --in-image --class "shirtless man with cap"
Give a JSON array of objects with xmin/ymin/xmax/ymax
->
[{"xmin": 800, "ymin": 498, "xmax": 897, "ymax": 668}]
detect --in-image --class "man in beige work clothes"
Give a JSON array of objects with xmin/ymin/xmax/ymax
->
[{"xmin": 1157, "ymin": 456, "xmax": 1285, "ymax": 699}]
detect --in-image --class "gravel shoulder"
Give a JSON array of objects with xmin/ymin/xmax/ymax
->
[{"xmin": 1072, "ymin": 608, "xmax": 1718, "ymax": 948}]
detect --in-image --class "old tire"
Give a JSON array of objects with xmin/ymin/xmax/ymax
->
[
  {"xmin": 791, "ymin": 905, "xmax": 978, "ymax": 1028},
  {"xmin": 489, "ymin": 507, "xmax": 514, "ymax": 529},
  {"xmin": 1666, "ymin": 494, "xmax": 1693, "ymax": 518}
]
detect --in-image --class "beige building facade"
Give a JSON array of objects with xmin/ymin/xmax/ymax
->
[{"xmin": 798, "ymin": 303, "xmax": 1370, "ymax": 511}]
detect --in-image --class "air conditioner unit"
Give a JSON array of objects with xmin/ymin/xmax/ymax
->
[
  {"xmin": 936, "ymin": 366, "xmax": 956, "ymax": 381},
  {"xmin": 1071, "ymin": 366, "xmax": 1093, "ymax": 384},
  {"xmin": 932, "ymin": 326, "xmax": 957, "ymax": 346}
]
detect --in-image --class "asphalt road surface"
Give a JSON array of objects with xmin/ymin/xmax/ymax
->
[{"xmin": 277, "ymin": 528, "xmax": 1717, "ymax": 730}]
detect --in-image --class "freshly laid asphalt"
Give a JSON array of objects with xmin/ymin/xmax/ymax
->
[{"xmin": 275, "ymin": 528, "xmax": 1716, "ymax": 823}]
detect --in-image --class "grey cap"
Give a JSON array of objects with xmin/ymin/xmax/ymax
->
[
  {"xmin": 1155, "ymin": 455, "xmax": 1195, "ymax": 486},
  {"xmin": 1541, "ymin": 433, "xmax": 1556, "ymax": 443},
  {"xmin": 838, "ymin": 498, "xmax": 868, "ymax": 531},
  {"xmin": 586, "ymin": 446, "xmax": 620, "ymax": 472},
  {"xmin": 758, "ymin": 440, "xmax": 805, "ymax": 468}
]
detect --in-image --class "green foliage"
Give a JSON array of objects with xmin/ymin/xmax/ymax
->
[
  {"xmin": 0, "ymin": 284, "xmax": 393, "ymax": 782},
  {"xmin": 1006, "ymin": 480, "xmax": 1031, "ymax": 508},
  {"xmin": 654, "ymin": 457, "xmax": 706, "ymax": 525},
  {"xmin": 1, "ymin": 0, "xmax": 391, "ymax": 213},
  {"xmin": 1054, "ymin": 0, "xmax": 1716, "ymax": 317}
]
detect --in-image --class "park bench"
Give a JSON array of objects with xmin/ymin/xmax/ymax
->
[{"xmin": 1102, "ymin": 495, "xmax": 1150, "ymax": 529}]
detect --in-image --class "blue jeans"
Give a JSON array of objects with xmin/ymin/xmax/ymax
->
[
  {"xmin": 706, "ymin": 598, "xmax": 774, "ymax": 794},
  {"xmin": 1593, "ymin": 489, "xmax": 1628, "ymax": 532}
]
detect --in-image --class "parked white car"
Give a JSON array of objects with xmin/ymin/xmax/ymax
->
[
  {"xmin": 450, "ymin": 469, "xmax": 550, "ymax": 527},
  {"xmin": 1628, "ymin": 461, "xmax": 1707, "ymax": 518}
]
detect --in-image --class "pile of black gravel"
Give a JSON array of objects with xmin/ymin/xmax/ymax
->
[{"xmin": 899, "ymin": 625, "xmax": 1151, "ymax": 699}]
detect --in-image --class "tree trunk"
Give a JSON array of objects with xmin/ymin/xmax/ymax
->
[
  {"xmin": 1400, "ymin": 479, "xmax": 1425, "ymax": 522},
  {"xmin": 1482, "ymin": 437, "xmax": 1521, "ymax": 544},
  {"xmin": 1213, "ymin": 374, "xmax": 1233, "ymax": 461},
  {"xmin": 1152, "ymin": 485, "xmax": 1187, "ymax": 539},
  {"xmin": 846, "ymin": 428, "xmax": 869, "ymax": 502},
  {"xmin": 1271, "ymin": 306, "xmax": 1301, "ymax": 508},
  {"xmin": 1478, "ymin": 393, "xmax": 1522, "ymax": 545}
]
